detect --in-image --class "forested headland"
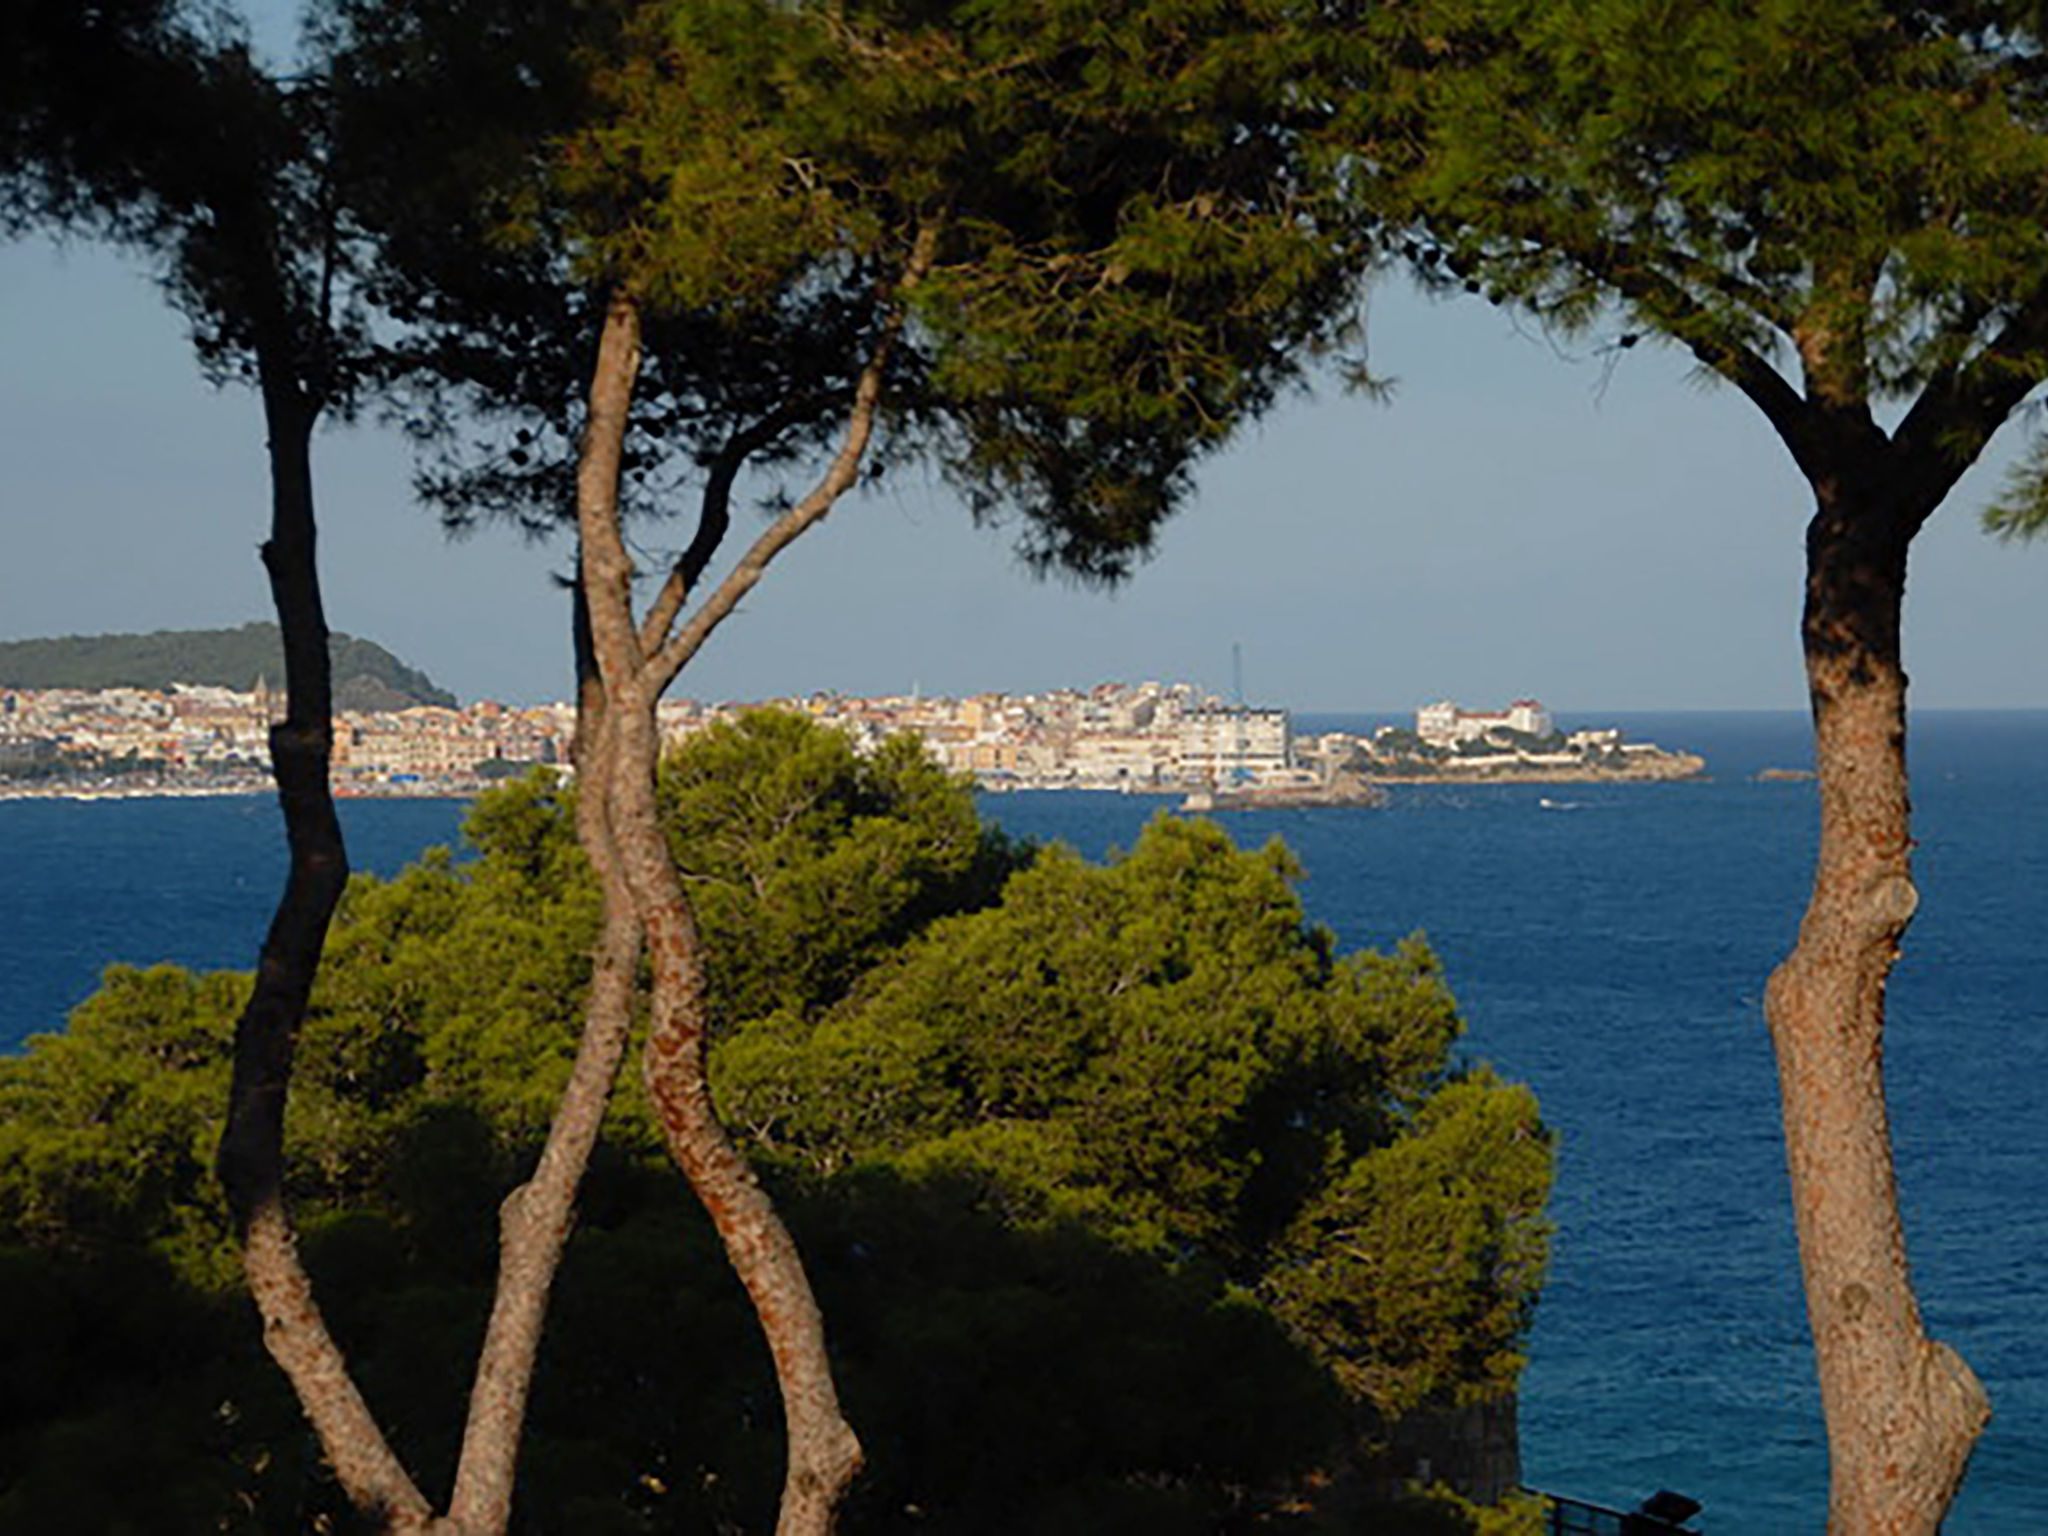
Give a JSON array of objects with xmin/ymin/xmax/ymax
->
[{"xmin": 0, "ymin": 625, "xmax": 455, "ymax": 711}]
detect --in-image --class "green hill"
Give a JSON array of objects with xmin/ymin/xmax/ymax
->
[{"xmin": 0, "ymin": 624, "xmax": 457, "ymax": 710}]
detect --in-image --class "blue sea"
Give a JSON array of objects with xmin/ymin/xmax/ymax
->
[{"xmin": 2, "ymin": 711, "xmax": 2043, "ymax": 1532}]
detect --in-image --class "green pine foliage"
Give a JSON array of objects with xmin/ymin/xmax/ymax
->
[
  {"xmin": 716, "ymin": 813, "xmax": 1551, "ymax": 1429},
  {"xmin": 1349, "ymin": 0, "xmax": 2048, "ymax": 402},
  {"xmin": 0, "ymin": 965, "xmax": 246, "ymax": 1281},
  {"xmin": 336, "ymin": 0, "xmax": 1359, "ymax": 581},
  {"xmin": 1268, "ymin": 1076, "xmax": 1551, "ymax": 1418},
  {"xmin": 0, "ymin": 714, "xmax": 1549, "ymax": 1530},
  {"xmin": 655, "ymin": 711, "xmax": 1025, "ymax": 1036}
]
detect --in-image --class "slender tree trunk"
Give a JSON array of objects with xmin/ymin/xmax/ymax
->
[
  {"xmin": 220, "ymin": 379, "xmax": 664, "ymax": 1533},
  {"xmin": 443, "ymin": 676, "xmax": 642, "ymax": 1531},
  {"xmin": 1763, "ymin": 476, "xmax": 1989, "ymax": 1535},
  {"xmin": 217, "ymin": 363, "xmax": 435, "ymax": 1530},
  {"xmin": 574, "ymin": 290, "xmax": 863, "ymax": 1535},
  {"xmin": 619, "ymin": 699, "xmax": 863, "ymax": 1536}
]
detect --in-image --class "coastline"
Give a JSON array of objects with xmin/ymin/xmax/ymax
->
[
  {"xmin": 0, "ymin": 782, "xmax": 272, "ymax": 803},
  {"xmin": 1184, "ymin": 777, "xmax": 1391, "ymax": 811},
  {"xmin": 0, "ymin": 780, "xmax": 478, "ymax": 804},
  {"xmin": 1362, "ymin": 751, "xmax": 1707, "ymax": 786},
  {"xmin": 2, "ymin": 756, "xmax": 1710, "ymax": 805}
]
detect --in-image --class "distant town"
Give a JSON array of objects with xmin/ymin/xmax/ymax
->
[{"xmin": 0, "ymin": 680, "xmax": 1703, "ymax": 802}]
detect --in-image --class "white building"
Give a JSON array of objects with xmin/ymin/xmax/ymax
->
[
  {"xmin": 1067, "ymin": 732, "xmax": 1171, "ymax": 787},
  {"xmin": 1177, "ymin": 706, "xmax": 1290, "ymax": 781},
  {"xmin": 1416, "ymin": 698, "xmax": 1554, "ymax": 746}
]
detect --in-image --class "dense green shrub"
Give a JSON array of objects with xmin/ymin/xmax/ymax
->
[{"xmin": 0, "ymin": 712, "xmax": 1549, "ymax": 1531}]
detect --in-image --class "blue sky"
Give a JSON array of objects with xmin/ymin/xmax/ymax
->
[{"xmin": 4, "ymin": 9, "xmax": 2046, "ymax": 713}]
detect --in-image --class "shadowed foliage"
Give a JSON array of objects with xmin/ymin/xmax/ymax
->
[{"xmin": 0, "ymin": 717, "xmax": 1548, "ymax": 1532}]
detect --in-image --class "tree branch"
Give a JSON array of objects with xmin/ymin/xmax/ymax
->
[
  {"xmin": 1578, "ymin": 239, "xmax": 1822, "ymax": 472},
  {"xmin": 637, "ymin": 394, "xmax": 831, "ymax": 654},
  {"xmin": 1888, "ymin": 280, "xmax": 2048, "ymax": 523},
  {"xmin": 648, "ymin": 220, "xmax": 940, "ymax": 691}
]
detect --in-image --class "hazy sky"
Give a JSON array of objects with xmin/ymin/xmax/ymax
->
[{"xmin": 5, "ymin": 14, "xmax": 2047, "ymax": 712}]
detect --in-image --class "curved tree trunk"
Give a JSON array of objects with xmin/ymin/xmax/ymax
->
[
  {"xmin": 574, "ymin": 290, "xmax": 863, "ymax": 1535},
  {"xmin": 1763, "ymin": 483, "xmax": 1989, "ymax": 1535},
  {"xmin": 217, "ymin": 365, "xmax": 435, "ymax": 1530},
  {"xmin": 218, "ymin": 379, "xmax": 675, "ymax": 1534},
  {"xmin": 443, "ymin": 677, "xmax": 644, "ymax": 1532},
  {"xmin": 616, "ymin": 701, "xmax": 863, "ymax": 1536}
]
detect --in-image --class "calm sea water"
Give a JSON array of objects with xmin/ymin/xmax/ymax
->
[{"xmin": 1, "ymin": 711, "xmax": 2042, "ymax": 1531}]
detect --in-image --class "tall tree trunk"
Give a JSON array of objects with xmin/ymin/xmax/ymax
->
[
  {"xmin": 217, "ymin": 370, "xmax": 668, "ymax": 1534},
  {"xmin": 443, "ymin": 676, "xmax": 643, "ymax": 1531},
  {"xmin": 216, "ymin": 362, "xmax": 434, "ymax": 1530},
  {"xmin": 575, "ymin": 290, "xmax": 863, "ymax": 1535},
  {"xmin": 618, "ymin": 698, "xmax": 863, "ymax": 1536},
  {"xmin": 1763, "ymin": 477, "xmax": 1989, "ymax": 1535}
]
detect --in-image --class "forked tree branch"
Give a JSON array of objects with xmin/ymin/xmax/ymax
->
[
  {"xmin": 649, "ymin": 221, "xmax": 940, "ymax": 690},
  {"xmin": 577, "ymin": 278, "xmax": 867, "ymax": 1536},
  {"xmin": 1888, "ymin": 279, "xmax": 2048, "ymax": 524},
  {"xmin": 1577, "ymin": 239, "xmax": 1823, "ymax": 473},
  {"xmin": 638, "ymin": 394, "xmax": 831, "ymax": 653},
  {"xmin": 567, "ymin": 218, "xmax": 941, "ymax": 1536}
]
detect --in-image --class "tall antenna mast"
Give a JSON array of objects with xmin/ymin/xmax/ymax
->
[{"xmin": 1230, "ymin": 642, "xmax": 1247, "ymax": 785}]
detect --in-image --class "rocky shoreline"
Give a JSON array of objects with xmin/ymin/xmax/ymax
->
[
  {"xmin": 1182, "ymin": 776, "xmax": 1391, "ymax": 811},
  {"xmin": 1363, "ymin": 750, "xmax": 1707, "ymax": 786}
]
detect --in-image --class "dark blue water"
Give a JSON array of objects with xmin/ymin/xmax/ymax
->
[
  {"xmin": 1, "ymin": 712, "xmax": 2042, "ymax": 1531},
  {"xmin": 978, "ymin": 712, "xmax": 2048, "ymax": 1532},
  {"xmin": 0, "ymin": 794, "xmax": 470, "ymax": 1050}
]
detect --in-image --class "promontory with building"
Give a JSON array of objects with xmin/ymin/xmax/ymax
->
[{"xmin": 1352, "ymin": 698, "xmax": 1706, "ymax": 785}]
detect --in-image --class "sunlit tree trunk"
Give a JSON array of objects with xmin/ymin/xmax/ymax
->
[
  {"xmin": 1763, "ymin": 466, "xmax": 1990, "ymax": 1535},
  {"xmin": 573, "ymin": 289, "xmax": 863, "ymax": 1535},
  {"xmin": 443, "ymin": 651, "xmax": 644, "ymax": 1531}
]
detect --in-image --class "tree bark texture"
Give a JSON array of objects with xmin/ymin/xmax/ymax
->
[
  {"xmin": 443, "ymin": 695, "xmax": 643, "ymax": 1532},
  {"xmin": 1763, "ymin": 477, "xmax": 1989, "ymax": 1535},
  {"xmin": 216, "ymin": 366, "xmax": 436, "ymax": 1530},
  {"xmin": 221, "ymin": 380, "xmax": 691, "ymax": 1534},
  {"xmin": 575, "ymin": 290, "xmax": 863, "ymax": 1535},
  {"xmin": 620, "ymin": 703, "xmax": 863, "ymax": 1536},
  {"xmin": 219, "ymin": 373, "xmax": 668, "ymax": 1535}
]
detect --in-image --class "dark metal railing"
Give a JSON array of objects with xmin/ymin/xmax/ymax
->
[{"xmin": 1523, "ymin": 1487, "xmax": 1703, "ymax": 1536}]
